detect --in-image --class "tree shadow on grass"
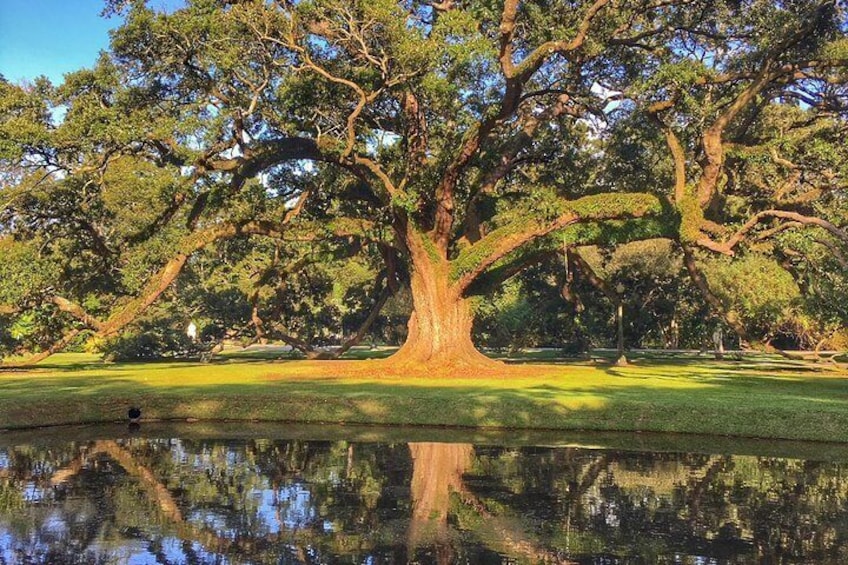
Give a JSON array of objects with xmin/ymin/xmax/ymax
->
[
  {"xmin": 3, "ymin": 363, "xmax": 848, "ymax": 444},
  {"xmin": 27, "ymin": 356, "xmax": 308, "ymax": 373},
  {"xmin": 509, "ymin": 350, "xmax": 843, "ymax": 376}
]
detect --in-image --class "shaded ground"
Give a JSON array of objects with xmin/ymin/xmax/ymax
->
[{"xmin": 0, "ymin": 347, "xmax": 846, "ymax": 441}]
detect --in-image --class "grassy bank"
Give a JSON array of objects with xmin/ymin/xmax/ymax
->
[{"xmin": 1, "ymin": 348, "xmax": 847, "ymax": 442}]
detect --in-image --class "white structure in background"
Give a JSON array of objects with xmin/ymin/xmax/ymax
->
[
  {"xmin": 186, "ymin": 321, "xmax": 198, "ymax": 342},
  {"xmin": 712, "ymin": 327, "xmax": 724, "ymax": 360}
]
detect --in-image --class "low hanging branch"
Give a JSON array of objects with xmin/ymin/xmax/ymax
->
[
  {"xmin": 331, "ymin": 270, "xmax": 396, "ymax": 359},
  {"xmin": 248, "ymin": 254, "xmax": 317, "ymax": 356},
  {"xmin": 680, "ymin": 245, "xmax": 751, "ymax": 347},
  {"xmin": 466, "ymin": 218, "xmax": 672, "ymax": 297},
  {"xmin": 245, "ymin": 242, "xmax": 396, "ymax": 360},
  {"xmin": 569, "ymin": 249, "xmax": 619, "ymax": 304},
  {"xmin": 51, "ymin": 296, "xmax": 106, "ymax": 332},
  {"xmin": 0, "ymin": 217, "xmax": 311, "ymax": 367},
  {"xmin": 0, "ymin": 329, "xmax": 83, "ymax": 369},
  {"xmin": 97, "ymin": 222, "xmax": 274, "ymax": 338},
  {"xmin": 266, "ymin": 324, "xmax": 320, "ymax": 357}
]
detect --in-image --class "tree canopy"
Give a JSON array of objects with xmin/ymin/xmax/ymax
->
[{"xmin": 1, "ymin": 0, "xmax": 846, "ymax": 368}]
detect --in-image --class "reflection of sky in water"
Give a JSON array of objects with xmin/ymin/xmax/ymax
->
[
  {"xmin": 1, "ymin": 507, "xmax": 219, "ymax": 565},
  {"xmin": 187, "ymin": 509, "xmax": 235, "ymax": 539},
  {"xmin": 256, "ymin": 486, "xmax": 281, "ymax": 534},
  {"xmin": 43, "ymin": 510, "xmax": 68, "ymax": 536},
  {"xmin": 23, "ymin": 481, "xmax": 47, "ymax": 502},
  {"xmin": 0, "ymin": 439, "xmax": 845, "ymax": 563},
  {"xmin": 276, "ymin": 482, "xmax": 317, "ymax": 530},
  {"xmin": 93, "ymin": 535, "xmax": 233, "ymax": 563},
  {"xmin": 0, "ymin": 524, "xmax": 68, "ymax": 562},
  {"xmin": 159, "ymin": 537, "xmax": 230, "ymax": 565},
  {"xmin": 184, "ymin": 483, "xmax": 321, "ymax": 538},
  {"xmin": 0, "ymin": 531, "xmax": 18, "ymax": 564},
  {"xmin": 87, "ymin": 536, "xmax": 229, "ymax": 565},
  {"xmin": 92, "ymin": 539, "xmax": 151, "ymax": 565}
]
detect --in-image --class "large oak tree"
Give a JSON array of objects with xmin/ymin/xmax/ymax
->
[{"xmin": 1, "ymin": 0, "xmax": 846, "ymax": 368}]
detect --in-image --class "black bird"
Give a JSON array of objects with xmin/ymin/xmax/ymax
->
[{"xmin": 128, "ymin": 407, "xmax": 141, "ymax": 423}]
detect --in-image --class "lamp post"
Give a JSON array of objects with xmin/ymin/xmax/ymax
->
[{"xmin": 615, "ymin": 282, "xmax": 627, "ymax": 366}]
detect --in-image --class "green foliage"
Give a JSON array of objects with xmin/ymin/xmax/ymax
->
[
  {"xmin": 328, "ymin": 258, "xmax": 373, "ymax": 309},
  {"xmin": 120, "ymin": 227, "xmax": 191, "ymax": 293},
  {"xmin": 561, "ymin": 218, "xmax": 672, "ymax": 247},
  {"xmin": 474, "ymin": 279, "xmax": 535, "ymax": 351},
  {"xmin": 8, "ymin": 312, "xmax": 38, "ymax": 341},
  {"xmin": 100, "ymin": 329, "xmax": 193, "ymax": 361},
  {"xmin": 677, "ymin": 186, "xmax": 704, "ymax": 243},
  {"xmin": 100, "ymin": 157, "xmax": 182, "ymax": 238},
  {"xmin": 820, "ymin": 37, "xmax": 848, "ymax": 61},
  {"xmin": 565, "ymin": 193, "xmax": 662, "ymax": 220},
  {"xmin": 0, "ymin": 238, "xmax": 61, "ymax": 305},
  {"xmin": 95, "ymin": 297, "xmax": 203, "ymax": 361},
  {"xmin": 2, "ymin": 0, "xmax": 847, "ymax": 362},
  {"xmin": 702, "ymin": 253, "xmax": 801, "ymax": 337},
  {"xmin": 603, "ymin": 241, "xmax": 712, "ymax": 348},
  {"xmin": 0, "ymin": 77, "xmax": 52, "ymax": 162}
]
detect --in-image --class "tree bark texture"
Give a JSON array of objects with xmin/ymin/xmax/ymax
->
[{"xmin": 389, "ymin": 233, "xmax": 499, "ymax": 370}]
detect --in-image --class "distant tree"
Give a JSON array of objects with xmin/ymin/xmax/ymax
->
[{"xmin": 563, "ymin": 241, "xmax": 709, "ymax": 350}]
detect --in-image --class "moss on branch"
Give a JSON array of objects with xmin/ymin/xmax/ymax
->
[
  {"xmin": 678, "ymin": 185, "xmax": 705, "ymax": 243},
  {"xmin": 450, "ymin": 192, "xmax": 664, "ymax": 286},
  {"xmin": 420, "ymin": 231, "xmax": 443, "ymax": 263},
  {"xmin": 561, "ymin": 193, "xmax": 663, "ymax": 220},
  {"xmin": 466, "ymin": 217, "xmax": 673, "ymax": 295}
]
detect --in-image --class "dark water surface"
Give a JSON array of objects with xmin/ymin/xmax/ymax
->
[{"xmin": 2, "ymin": 424, "xmax": 848, "ymax": 564}]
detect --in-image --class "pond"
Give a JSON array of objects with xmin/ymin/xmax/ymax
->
[{"xmin": 2, "ymin": 424, "xmax": 848, "ymax": 564}]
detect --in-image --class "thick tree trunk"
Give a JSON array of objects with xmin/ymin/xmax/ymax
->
[{"xmin": 388, "ymin": 240, "xmax": 499, "ymax": 370}]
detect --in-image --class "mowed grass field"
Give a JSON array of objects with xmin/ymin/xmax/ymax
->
[{"xmin": 1, "ymin": 347, "xmax": 847, "ymax": 442}]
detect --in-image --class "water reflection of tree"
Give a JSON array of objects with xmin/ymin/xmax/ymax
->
[
  {"xmin": 465, "ymin": 448, "xmax": 848, "ymax": 562},
  {"xmin": 2, "ymin": 440, "xmax": 848, "ymax": 563},
  {"xmin": 0, "ymin": 438, "xmax": 403, "ymax": 563},
  {"xmin": 406, "ymin": 442, "xmax": 577, "ymax": 564}
]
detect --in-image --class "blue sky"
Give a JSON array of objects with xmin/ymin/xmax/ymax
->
[
  {"xmin": 0, "ymin": 1, "xmax": 182, "ymax": 85},
  {"xmin": 0, "ymin": 1, "xmax": 118, "ymax": 84}
]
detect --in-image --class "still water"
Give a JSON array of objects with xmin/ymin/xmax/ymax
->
[{"xmin": 1, "ymin": 425, "xmax": 848, "ymax": 564}]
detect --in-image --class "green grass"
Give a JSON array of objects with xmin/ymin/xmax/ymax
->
[{"xmin": 1, "ymin": 348, "xmax": 847, "ymax": 443}]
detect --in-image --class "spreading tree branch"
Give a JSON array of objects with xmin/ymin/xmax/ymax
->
[
  {"xmin": 696, "ymin": 210, "xmax": 848, "ymax": 255},
  {"xmin": 452, "ymin": 193, "xmax": 663, "ymax": 293}
]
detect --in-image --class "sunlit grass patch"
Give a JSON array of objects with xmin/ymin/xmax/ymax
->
[{"xmin": 0, "ymin": 350, "xmax": 846, "ymax": 441}]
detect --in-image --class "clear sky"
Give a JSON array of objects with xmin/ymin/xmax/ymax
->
[
  {"xmin": 0, "ymin": 0, "xmax": 118, "ymax": 85},
  {"xmin": 0, "ymin": 0, "xmax": 183, "ymax": 85}
]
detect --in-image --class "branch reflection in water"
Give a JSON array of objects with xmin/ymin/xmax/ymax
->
[{"xmin": 1, "ymin": 430, "xmax": 847, "ymax": 564}]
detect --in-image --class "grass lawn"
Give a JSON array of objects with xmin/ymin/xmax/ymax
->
[{"xmin": 1, "ymin": 347, "xmax": 847, "ymax": 442}]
